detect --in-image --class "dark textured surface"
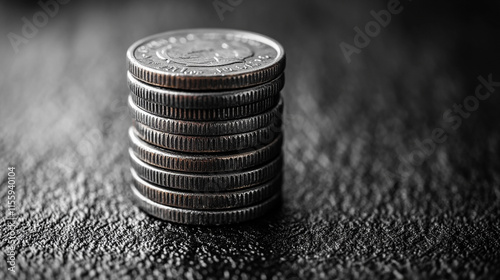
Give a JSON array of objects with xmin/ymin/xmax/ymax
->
[{"xmin": 1, "ymin": 0, "xmax": 500, "ymax": 279}]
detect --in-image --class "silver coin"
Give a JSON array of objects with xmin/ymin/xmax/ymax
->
[
  {"xmin": 129, "ymin": 95, "xmax": 283, "ymax": 136},
  {"xmin": 131, "ymin": 168, "xmax": 282, "ymax": 210},
  {"xmin": 130, "ymin": 184, "xmax": 281, "ymax": 225},
  {"xmin": 131, "ymin": 94, "xmax": 280, "ymax": 121},
  {"xmin": 129, "ymin": 149, "xmax": 283, "ymax": 192},
  {"xmin": 128, "ymin": 127, "xmax": 282, "ymax": 173},
  {"xmin": 127, "ymin": 71, "xmax": 284, "ymax": 109},
  {"xmin": 127, "ymin": 29, "xmax": 286, "ymax": 90},
  {"xmin": 133, "ymin": 120, "xmax": 281, "ymax": 153}
]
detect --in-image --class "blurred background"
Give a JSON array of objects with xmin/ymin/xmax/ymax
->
[{"xmin": 1, "ymin": 0, "xmax": 499, "ymax": 279}]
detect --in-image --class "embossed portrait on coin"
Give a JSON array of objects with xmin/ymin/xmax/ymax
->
[{"xmin": 160, "ymin": 40, "xmax": 253, "ymax": 67}]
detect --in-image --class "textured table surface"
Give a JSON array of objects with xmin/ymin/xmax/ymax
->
[{"xmin": 1, "ymin": 0, "xmax": 500, "ymax": 279}]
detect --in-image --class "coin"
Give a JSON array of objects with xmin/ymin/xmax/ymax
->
[
  {"xmin": 130, "ymin": 184, "xmax": 281, "ymax": 225},
  {"xmin": 128, "ymin": 127, "xmax": 282, "ymax": 173},
  {"xmin": 129, "ymin": 95, "xmax": 283, "ymax": 136},
  {"xmin": 131, "ymin": 168, "xmax": 282, "ymax": 210},
  {"xmin": 127, "ymin": 72, "xmax": 284, "ymax": 109},
  {"xmin": 131, "ymin": 94, "xmax": 280, "ymax": 121},
  {"xmin": 133, "ymin": 120, "xmax": 280, "ymax": 153},
  {"xmin": 127, "ymin": 29, "xmax": 286, "ymax": 90},
  {"xmin": 129, "ymin": 149, "xmax": 283, "ymax": 192}
]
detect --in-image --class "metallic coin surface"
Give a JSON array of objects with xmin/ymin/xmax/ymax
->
[
  {"xmin": 127, "ymin": 29, "xmax": 286, "ymax": 90},
  {"xmin": 127, "ymin": 72, "xmax": 284, "ymax": 109},
  {"xmin": 129, "ymin": 95, "xmax": 283, "ymax": 136},
  {"xmin": 131, "ymin": 94, "xmax": 280, "ymax": 121},
  {"xmin": 130, "ymin": 184, "xmax": 281, "ymax": 225},
  {"xmin": 131, "ymin": 168, "xmax": 282, "ymax": 210},
  {"xmin": 128, "ymin": 127, "xmax": 282, "ymax": 173},
  {"xmin": 129, "ymin": 149, "xmax": 283, "ymax": 192},
  {"xmin": 133, "ymin": 120, "xmax": 281, "ymax": 153}
]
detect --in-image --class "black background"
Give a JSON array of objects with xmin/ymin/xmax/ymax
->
[{"xmin": 1, "ymin": 0, "xmax": 500, "ymax": 279}]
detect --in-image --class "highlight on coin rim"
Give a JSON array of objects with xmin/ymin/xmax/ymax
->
[
  {"xmin": 130, "ymin": 167, "xmax": 283, "ymax": 210},
  {"xmin": 126, "ymin": 71, "xmax": 285, "ymax": 108},
  {"xmin": 130, "ymin": 183, "xmax": 282, "ymax": 225},
  {"xmin": 126, "ymin": 28, "xmax": 286, "ymax": 90}
]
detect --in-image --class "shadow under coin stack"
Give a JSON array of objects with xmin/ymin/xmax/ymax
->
[{"xmin": 125, "ymin": 29, "xmax": 286, "ymax": 225}]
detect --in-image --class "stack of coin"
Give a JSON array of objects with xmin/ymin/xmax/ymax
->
[{"xmin": 126, "ymin": 29, "xmax": 285, "ymax": 225}]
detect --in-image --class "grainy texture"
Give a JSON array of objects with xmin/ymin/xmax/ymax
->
[{"xmin": 1, "ymin": 0, "xmax": 500, "ymax": 279}]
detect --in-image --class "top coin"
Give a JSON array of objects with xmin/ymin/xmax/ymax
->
[{"xmin": 127, "ymin": 29, "xmax": 286, "ymax": 90}]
